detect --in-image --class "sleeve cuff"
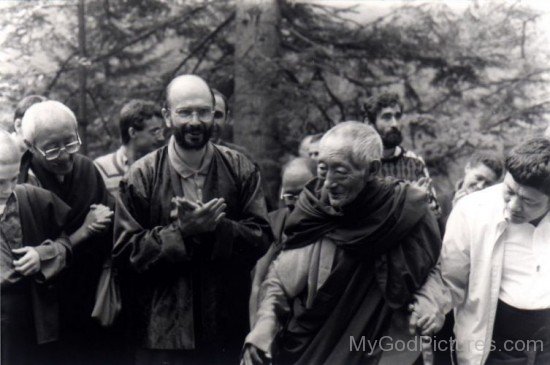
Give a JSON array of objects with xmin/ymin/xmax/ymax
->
[
  {"xmin": 159, "ymin": 223, "xmax": 191, "ymax": 263},
  {"xmin": 244, "ymin": 318, "xmax": 279, "ymax": 356}
]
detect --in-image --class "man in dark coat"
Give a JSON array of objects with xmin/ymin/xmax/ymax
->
[
  {"xmin": 242, "ymin": 122, "xmax": 441, "ymax": 365},
  {"xmin": 17, "ymin": 100, "xmax": 115, "ymax": 364},
  {"xmin": 113, "ymin": 74, "xmax": 272, "ymax": 364},
  {"xmin": 1, "ymin": 130, "xmax": 71, "ymax": 365}
]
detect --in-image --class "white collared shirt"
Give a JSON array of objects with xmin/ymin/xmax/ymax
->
[{"xmin": 500, "ymin": 213, "xmax": 550, "ymax": 309}]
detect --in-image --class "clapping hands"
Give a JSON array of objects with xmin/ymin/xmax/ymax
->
[{"xmin": 171, "ymin": 195, "xmax": 227, "ymax": 237}]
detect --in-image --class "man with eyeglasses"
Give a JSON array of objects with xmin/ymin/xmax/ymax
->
[
  {"xmin": 94, "ymin": 99, "xmax": 166, "ymax": 196},
  {"xmin": 18, "ymin": 100, "xmax": 116, "ymax": 365},
  {"xmin": 113, "ymin": 74, "xmax": 272, "ymax": 365}
]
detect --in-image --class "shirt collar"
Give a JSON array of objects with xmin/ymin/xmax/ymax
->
[
  {"xmin": 381, "ymin": 145, "xmax": 404, "ymax": 161},
  {"xmin": 168, "ymin": 136, "xmax": 214, "ymax": 180}
]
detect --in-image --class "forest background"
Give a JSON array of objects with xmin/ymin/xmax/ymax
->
[{"xmin": 1, "ymin": 0, "xmax": 549, "ymax": 204}]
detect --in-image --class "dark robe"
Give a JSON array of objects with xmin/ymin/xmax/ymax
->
[
  {"xmin": 18, "ymin": 151, "xmax": 114, "ymax": 364},
  {"xmin": 113, "ymin": 144, "xmax": 272, "ymax": 361},
  {"xmin": 274, "ymin": 177, "xmax": 441, "ymax": 365},
  {"xmin": 1, "ymin": 184, "xmax": 71, "ymax": 365}
]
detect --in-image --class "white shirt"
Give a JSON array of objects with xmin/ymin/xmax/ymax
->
[{"xmin": 500, "ymin": 213, "xmax": 550, "ymax": 309}]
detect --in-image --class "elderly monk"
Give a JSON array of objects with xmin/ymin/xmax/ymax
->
[
  {"xmin": 1, "ymin": 130, "xmax": 72, "ymax": 365},
  {"xmin": 113, "ymin": 74, "xmax": 272, "ymax": 364},
  {"xmin": 242, "ymin": 122, "xmax": 441, "ymax": 365},
  {"xmin": 18, "ymin": 101, "xmax": 114, "ymax": 365}
]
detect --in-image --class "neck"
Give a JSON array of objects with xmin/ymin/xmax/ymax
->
[
  {"xmin": 530, "ymin": 210, "xmax": 549, "ymax": 227},
  {"xmin": 173, "ymin": 140, "xmax": 207, "ymax": 169},
  {"xmin": 124, "ymin": 144, "xmax": 136, "ymax": 165},
  {"xmin": 383, "ymin": 146, "xmax": 396, "ymax": 159}
]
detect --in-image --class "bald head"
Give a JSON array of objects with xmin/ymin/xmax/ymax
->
[
  {"xmin": 21, "ymin": 100, "xmax": 78, "ymax": 143},
  {"xmin": 0, "ymin": 131, "xmax": 21, "ymax": 165},
  {"xmin": 282, "ymin": 158, "xmax": 316, "ymax": 187},
  {"xmin": 0, "ymin": 131, "xmax": 21, "ymax": 185},
  {"xmin": 165, "ymin": 74, "xmax": 214, "ymax": 109}
]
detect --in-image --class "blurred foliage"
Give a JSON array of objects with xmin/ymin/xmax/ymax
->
[{"xmin": 1, "ymin": 0, "xmax": 549, "ymax": 195}]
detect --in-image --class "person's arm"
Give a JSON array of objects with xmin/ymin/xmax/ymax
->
[
  {"xmin": 244, "ymin": 246, "xmax": 311, "ymax": 359},
  {"xmin": 411, "ymin": 202, "xmax": 471, "ymax": 332},
  {"xmin": 112, "ymin": 168, "xmax": 192, "ymax": 275},
  {"xmin": 211, "ymin": 160, "xmax": 272, "ymax": 266}
]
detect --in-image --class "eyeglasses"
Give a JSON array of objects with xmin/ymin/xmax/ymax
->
[
  {"xmin": 35, "ymin": 135, "xmax": 82, "ymax": 161},
  {"xmin": 214, "ymin": 111, "xmax": 225, "ymax": 120},
  {"xmin": 169, "ymin": 107, "xmax": 214, "ymax": 122}
]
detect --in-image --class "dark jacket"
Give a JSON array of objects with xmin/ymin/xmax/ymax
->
[{"xmin": 113, "ymin": 144, "xmax": 272, "ymax": 353}]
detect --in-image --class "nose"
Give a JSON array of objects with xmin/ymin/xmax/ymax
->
[
  {"xmin": 390, "ymin": 117, "xmax": 399, "ymax": 128},
  {"xmin": 509, "ymin": 196, "xmax": 522, "ymax": 213},
  {"xmin": 323, "ymin": 171, "xmax": 337, "ymax": 189},
  {"xmin": 476, "ymin": 181, "xmax": 486, "ymax": 190}
]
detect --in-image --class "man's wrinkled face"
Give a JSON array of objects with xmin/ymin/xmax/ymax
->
[
  {"xmin": 317, "ymin": 137, "xmax": 368, "ymax": 209},
  {"xmin": 0, "ymin": 167, "xmax": 18, "ymax": 201},
  {"xmin": 133, "ymin": 116, "xmax": 166, "ymax": 158},
  {"xmin": 374, "ymin": 105, "xmax": 403, "ymax": 149},
  {"xmin": 463, "ymin": 163, "xmax": 498, "ymax": 194},
  {"xmin": 503, "ymin": 172, "xmax": 550, "ymax": 224},
  {"xmin": 164, "ymin": 84, "xmax": 214, "ymax": 150},
  {"xmin": 280, "ymin": 170, "xmax": 314, "ymax": 210},
  {"xmin": 31, "ymin": 121, "xmax": 79, "ymax": 176}
]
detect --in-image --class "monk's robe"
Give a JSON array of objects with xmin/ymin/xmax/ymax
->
[
  {"xmin": 18, "ymin": 151, "xmax": 114, "ymax": 363},
  {"xmin": 246, "ymin": 178, "xmax": 442, "ymax": 365},
  {"xmin": 113, "ymin": 143, "xmax": 272, "ymax": 361},
  {"xmin": 1, "ymin": 184, "xmax": 71, "ymax": 365}
]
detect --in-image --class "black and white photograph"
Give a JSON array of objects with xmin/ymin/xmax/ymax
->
[{"xmin": 1, "ymin": 0, "xmax": 550, "ymax": 364}]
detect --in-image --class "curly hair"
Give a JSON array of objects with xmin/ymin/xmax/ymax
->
[
  {"xmin": 505, "ymin": 138, "xmax": 550, "ymax": 195},
  {"xmin": 363, "ymin": 92, "xmax": 403, "ymax": 125}
]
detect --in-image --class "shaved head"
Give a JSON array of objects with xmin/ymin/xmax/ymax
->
[
  {"xmin": 165, "ymin": 74, "xmax": 214, "ymax": 109},
  {"xmin": 0, "ymin": 131, "xmax": 20, "ymax": 165},
  {"xmin": 21, "ymin": 100, "xmax": 78, "ymax": 143},
  {"xmin": 282, "ymin": 157, "xmax": 316, "ymax": 188}
]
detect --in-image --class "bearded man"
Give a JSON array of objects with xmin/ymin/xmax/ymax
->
[
  {"xmin": 364, "ymin": 92, "xmax": 441, "ymax": 218},
  {"xmin": 113, "ymin": 74, "xmax": 272, "ymax": 364},
  {"xmin": 242, "ymin": 122, "xmax": 441, "ymax": 365}
]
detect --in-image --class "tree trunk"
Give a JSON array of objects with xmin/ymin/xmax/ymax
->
[
  {"xmin": 234, "ymin": 0, "xmax": 282, "ymax": 208},
  {"xmin": 77, "ymin": 0, "xmax": 88, "ymax": 153}
]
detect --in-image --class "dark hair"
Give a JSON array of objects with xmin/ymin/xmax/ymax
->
[
  {"xmin": 468, "ymin": 153, "xmax": 504, "ymax": 179},
  {"xmin": 14, "ymin": 95, "xmax": 47, "ymax": 121},
  {"xmin": 119, "ymin": 99, "xmax": 162, "ymax": 145},
  {"xmin": 505, "ymin": 138, "xmax": 550, "ymax": 195},
  {"xmin": 363, "ymin": 92, "xmax": 403, "ymax": 124},
  {"xmin": 212, "ymin": 89, "xmax": 229, "ymax": 116}
]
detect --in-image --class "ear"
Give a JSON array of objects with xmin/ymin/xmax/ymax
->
[
  {"xmin": 368, "ymin": 160, "xmax": 381, "ymax": 178},
  {"xmin": 14, "ymin": 118, "xmax": 22, "ymax": 134},
  {"xmin": 128, "ymin": 127, "xmax": 137, "ymax": 139},
  {"xmin": 161, "ymin": 108, "xmax": 172, "ymax": 128}
]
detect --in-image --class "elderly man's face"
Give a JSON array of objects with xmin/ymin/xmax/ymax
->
[
  {"xmin": 317, "ymin": 137, "xmax": 368, "ymax": 209},
  {"xmin": 462, "ymin": 163, "xmax": 498, "ymax": 194},
  {"xmin": 503, "ymin": 172, "xmax": 550, "ymax": 224},
  {"xmin": 374, "ymin": 105, "xmax": 403, "ymax": 149},
  {"xmin": 164, "ymin": 81, "xmax": 214, "ymax": 150},
  {"xmin": 31, "ymin": 119, "xmax": 79, "ymax": 176}
]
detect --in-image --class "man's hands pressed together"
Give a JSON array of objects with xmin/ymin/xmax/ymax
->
[
  {"xmin": 172, "ymin": 195, "xmax": 227, "ymax": 237},
  {"xmin": 12, "ymin": 246, "xmax": 41, "ymax": 277}
]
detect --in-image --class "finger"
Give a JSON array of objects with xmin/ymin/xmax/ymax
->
[
  {"xmin": 422, "ymin": 323, "xmax": 439, "ymax": 336},
  {"xmin": 214, "ymin": 212, "xmax": 226, "ymax": 224},
  {"xmin": 13, "ymin": 253, "xmax": 32, "ymax": 267},
  {"xmin": 408, "ymin": 312, "xmax": 419, "ymax": 335},
  {"xmin": 408, "ymin": 303, "xmax": 415, "ymax": 312},
  {"xmin": 250, "ymin": 347, "xmax": 263, "ymax": 365},
  {"xmin": 90, "ymin": 223, "xmax": 108, "ymax": 231},
  {"xmin": 417, "ymin": 315, "xmax": 432, "ymax": 329},
  {"xmin": 201, "ymin": 198, "xmax": 220, "ymax": 211},
  {"xmin": 242, "ymin": 351, "xmax": 252, "ymax": 365},
  {"xmin": 21, "ymin": 264, "xmax": 40, "ymax": 277},
  {"xmin": 211, "ymin": 203, "xmax": 227, "ymax": 218},
  {"xmin": 11, "ymin": 247, "xmax": 30, "ymax": 254},
  {"xmin": 15, "ymin": 260, "xmax": 36, "ymax": 274}
]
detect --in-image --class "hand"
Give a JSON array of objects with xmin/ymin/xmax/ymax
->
[
  {"xmin": 408, "ymin": 303, "xmax": 445, "ymax": 336},
  {"xmin": 83, "ymin": 204, "xmax": 114, "ymax": 235},
  {"xmin": 241, "ymin": 344, "xmax": 270, "ymax": 365},
  {"xmin": 12, "ymin": 247, "xmax": 41, "ymax": 276},
  {"xmin": 176, "ymin": 197, "xmax": 226, "ymax": 237},
  {"xmin": 412, "ymin": 177, "xmax": 432, "ymax": 192}
]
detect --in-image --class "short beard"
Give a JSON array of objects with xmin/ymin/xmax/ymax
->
[
  {"xmin": 381, "ymin": 128, "xmax": 403, "ymax": 149},
  {"xmin": 174, "ymin": 124, "xmax": 212, "ymax": 150}
]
